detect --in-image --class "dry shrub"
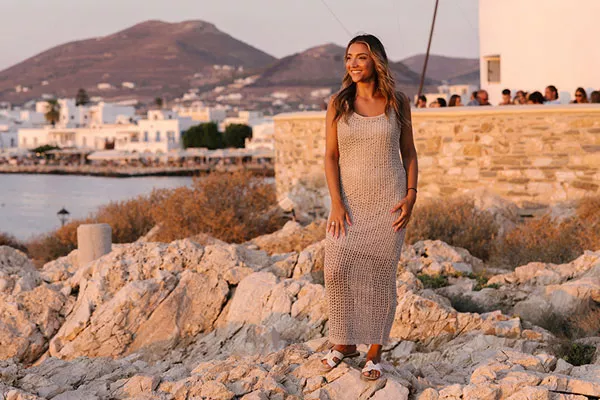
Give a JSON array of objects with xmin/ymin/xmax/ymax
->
[
  {"xmin": 25, "ymin": 172, "xmax": 282, "ymax": 264},
  {"xmin": 26, "ymin": 192, "xmax": 162, "ymax": 265},
  {"xmin": 575, "ymin": 195, "xmax": 600, "ymax": 252},
  {"xmin": 0, "ymin": 232, "xmax": 28, "ymax": 253},
  {"xmin": 405, "ymin": 197, "xmax": 499, "ymax": 261},
  {"xmin": 493, "ymin": 215, "xmax": 582, "ymax": 268},
  {"xmin": 27, "ymin": 231, "xmax": 79, "ymax": 266},
  {"xmin": 151, "ymin": 170, "xmax": 284, "ymax": 243},
  {"xmin": 94, "ymin": 190, "xmax": 167, "ymax": 243}
]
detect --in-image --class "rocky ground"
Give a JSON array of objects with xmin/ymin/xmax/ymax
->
[{"xmin": 0, "ymin": 219, "xmax": 599, "ymax": 400}]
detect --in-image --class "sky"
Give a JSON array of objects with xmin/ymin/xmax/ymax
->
[{"xmin": 0, "ymin": 0, "xmax": 479, "ymax": 71}]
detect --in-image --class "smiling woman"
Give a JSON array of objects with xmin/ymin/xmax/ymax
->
[{"xmin": 321, "ymin": 34, "xmax": 419, "ymax": 381}]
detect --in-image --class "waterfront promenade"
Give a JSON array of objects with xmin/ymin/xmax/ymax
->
[{"xmin": 0, "ymin": 163, "xmax": 274, "ymax": 177}]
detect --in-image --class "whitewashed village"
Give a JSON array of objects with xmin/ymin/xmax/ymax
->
[{"xmin": 0, "ymin": 85, "xmax": 276, "ymax": 174}]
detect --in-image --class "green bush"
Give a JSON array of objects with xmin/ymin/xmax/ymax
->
[
  {"xmin": 182, "ymin": 123, "xmax": 223, "ymax": 149},
  {"xmin": 223, "ymin": 123, "xmax": 252, "ymax": 148},
  {"xmin": 417, "ymin": 274, "xmax": 449, "ymax": 289},
  {"xmin": 553, "ymin": 342, "xmax": 596, "ymax": 366}
]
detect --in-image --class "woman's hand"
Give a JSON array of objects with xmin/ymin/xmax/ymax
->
[
  {"xmin": 391, "ymin": 191, "xmax": 417, "ymax": 231},
  {"xmin": 327, "ymin": 201, "xmax": 352, "ymax": 238}
]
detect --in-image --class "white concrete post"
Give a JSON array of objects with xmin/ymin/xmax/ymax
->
[{"xmin": 77, "ymin": 223, "xmax": 112, "ymax": 266}]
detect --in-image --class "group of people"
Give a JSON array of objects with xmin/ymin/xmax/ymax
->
[{"xmin": 416, "ymin": 86, "xmax": 600, "ymax": 108}]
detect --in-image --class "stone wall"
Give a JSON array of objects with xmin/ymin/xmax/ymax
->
[{"xmin": 273, "ymin": 105, "xmax": 600, "ymax": 217}]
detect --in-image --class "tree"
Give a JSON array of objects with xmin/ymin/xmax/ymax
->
[
  {"xmin": 154, "ymin": 97, "xmax": 164, "ymax": 109},
  {"xmin": 75, "ymin": 88, "xmax": 90, "ymax": 106},
  {"xmin": 44, "ymin": 99, "xmax": 61, "ymax": 127},
  {"xmin": 182, "ymin": 123, "xmax": 224, "ymax": 150},
  {"xmin": 223, "ymin": 124, "xmax": 252, "ymax": 148}
]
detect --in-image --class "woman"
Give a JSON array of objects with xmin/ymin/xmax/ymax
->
[
  {"xmin": 449, "ymin": 94, "xmax": 462, "ymax": 107},
  {"xmin": 514, "ymin": 90, "xmax": 527, "ymax": 105},
  {"xmin": 571, "ymin": 87, "xmax": 588, "ymax": 104},
  {"xmin": 322, "ymin": 34, "xmax": 418, "ymax": 381}
]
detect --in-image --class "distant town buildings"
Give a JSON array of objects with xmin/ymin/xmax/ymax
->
[
  {"xmin": 10, "ymin": 97, "xmax": 275, "ymax": 154},
  {"xmin": 172, "ymin": 101, "xmax": 227, "ymax": 123}
]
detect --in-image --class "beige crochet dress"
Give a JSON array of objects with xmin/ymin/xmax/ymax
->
[{"xmin": 324, "ymin": 110, "xmax": 407, "ymax": 345}]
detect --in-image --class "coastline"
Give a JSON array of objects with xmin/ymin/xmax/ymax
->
[{"xmin": 0, "ymin": 164, "xmax": 274, "ymax": 177}]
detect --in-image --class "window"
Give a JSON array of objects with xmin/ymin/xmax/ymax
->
[
  {"xmin": 34, "ymin": 137, "xmax": 38, "ymax": 146},
  {"xmin": 10, "ymin": 138, "xmax": 15, "ymax": 147},
  {"xmin": 155, "ymin": 131, "xmax": 161, "ymax": 141},
  {"xmin": 144, "ymin": 131, "xmax": 149, "ymax": 142},
  {"xmin": 485, "ymin": 55, "xmax": 501, "ymax": 83},
  {"xmin": 82, "ymin": 137, "xmax": 87, "ymax": 147},
  {"xmin": 23, "ymin": 138, "xmax": 27, "ymax": 145},
  {"xmin": 167, "ymin": 131, "xmax": 175, "ymax": 143}
]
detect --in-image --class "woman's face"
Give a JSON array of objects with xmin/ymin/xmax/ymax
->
[
  {"xmin": 455, "ymin": 97, "xmax": 463, "ymax": 106},
  {"xmin": 346, "ymin": 42, "xmax": 375, "ymax": 83},
  {"xmin": 575, "ymin": 91, "xmax": 585, "ymax": 103}
]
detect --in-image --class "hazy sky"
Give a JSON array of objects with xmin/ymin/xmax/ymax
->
[{"xmin": 0, "ymin": 0, "xmax": 479, "ymax": 71}]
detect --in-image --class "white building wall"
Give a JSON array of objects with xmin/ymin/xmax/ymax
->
[
  {"xmin": 95, "ymin": 103, "xmax": 136, "ymax": 124},
  {"xmin": 245, "ymin": 119, "xmax": 274, "ymax": 150},
  {"xmin": 18, "ymin": 128, "xmax": 50, "ymax": 149},
  {"xmin": 0, "ymin": 132, "xmax": 18, "ymax": 149},
  {"xmin": 479, "ymin": 0, "xmax": 600, "ymax": 105}
]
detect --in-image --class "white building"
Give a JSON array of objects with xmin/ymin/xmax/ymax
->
[
  {"xmin": 0, "ymin": 109, "xmax": 46, "ymax": 149},
  {"xmin": 35, "ymin": 99, "xmax": 136, "ymax": 128},
  {"xmin": 118, "ymin": 110, "xmax": 194, "ymax": 153},
  {"xmin": 245, "ymin": 119, "xmax": 274, "ymax": 150},
  {"xmin": 220, "ymin": 111, "xmax": 264, "ymax": 131},
  {"xmin": 479, "ymin": 0, "xmax": 600, "ymax": 105},
  {"xmin": 172, "ymin": 101, "xmax": 227, "ymax": 123},
  {"xmin": 18, "ymin": 109, "xmax": 194, "ymax": 153}
]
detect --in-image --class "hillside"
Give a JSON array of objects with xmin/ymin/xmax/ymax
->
[
  {"xmin": 252, "ymin": 43, "xmax": 427, "ymax": 88},
  {"xmin": 0, "ymin": 20, "xmax": 277, "ymax": 102},
  {"xmin": 401, "ymin": 53, "xmax": 480, "ymax": 84}
]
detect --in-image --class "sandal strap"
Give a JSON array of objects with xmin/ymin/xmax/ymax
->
[
  {"xmin": 362, "ymin": 360, "xmax": 382, "ymax": 373},
  {"xmin": 323, "ymin": 349, "xmax": 346, "ymax": 368}
]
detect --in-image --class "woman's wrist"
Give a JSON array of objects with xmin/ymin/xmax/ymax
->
[{"xmin": 406, "ymin": 189, "xmax": 417, "ymax": 202}]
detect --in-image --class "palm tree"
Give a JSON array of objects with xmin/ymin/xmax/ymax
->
[{"xmin": 45, "ymin": 99, "xmax": 61, "ymax": 127}]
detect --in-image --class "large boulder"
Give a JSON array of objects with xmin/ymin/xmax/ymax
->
[
  {"xmin": 0, "ymin": 246, "xmax": 40, "ymax": 295},
  {"xmin": 247, "ymin": 220, "xmax": 326, "ymax": 255},
  {"xmin": 0, "ymin": 247, "xmax": 70, "ymax": 363},
  {"xmin": 48, "ymin": 240, "xmax": 232, "ymax": 360}
]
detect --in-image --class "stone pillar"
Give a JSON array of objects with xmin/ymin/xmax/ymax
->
[{"xmin": 77, "ymin": 223, "xmax": 112, "ymax": 266}]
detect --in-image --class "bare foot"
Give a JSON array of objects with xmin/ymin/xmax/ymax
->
[
  {"xmin": 363, "ymin": 344, "xmax": 382, "ymax": 379},
  {"xmin": 321, "ymin": 344, "xmax": 357, "ymax": 368}
]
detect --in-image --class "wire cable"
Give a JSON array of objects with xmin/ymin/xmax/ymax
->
[{"xmin": 318, "ymin": 0, "xmax": 352, "ymax": 37}]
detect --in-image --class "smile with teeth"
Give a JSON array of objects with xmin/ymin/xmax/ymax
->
[{"xmin": 351, "ymin": 70, "xmax": 362, "ymax": 74}]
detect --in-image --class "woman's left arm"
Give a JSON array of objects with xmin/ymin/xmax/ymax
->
[{"xmin": 392, "ymin": 93, "xmax": 419, "ymax": 231}]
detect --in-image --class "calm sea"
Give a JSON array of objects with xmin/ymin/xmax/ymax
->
[{"xmin": 0, "ymin": 174, "xmax": 193, "ymax": 240}]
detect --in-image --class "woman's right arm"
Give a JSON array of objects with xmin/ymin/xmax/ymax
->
[{"xmin": 324, "ymin": 98, "xmax": 351, "ymax": 238}]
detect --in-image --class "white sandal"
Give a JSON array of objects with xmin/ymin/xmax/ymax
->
[
  {"xmin": 361, "ymin": 360, "xmax": 383, "ymax": 381},
  {"xmin": 321, "ymin": 349, "xmax": 360, "ymax": 372}
]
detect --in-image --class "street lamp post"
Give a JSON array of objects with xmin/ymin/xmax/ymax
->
[{"xmin": 57, "ymin": 207, "xmax": 70, "ymax": 227}]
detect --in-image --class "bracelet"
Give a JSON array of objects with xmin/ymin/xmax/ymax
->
[{"xmin": 408, "ymin": 187, "xmax": 417, "ymax": 193}]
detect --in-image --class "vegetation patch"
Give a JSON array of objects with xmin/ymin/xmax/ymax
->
[{"xmin": 417, "ymin": 274, "xmax": 449, "ymax": 289}]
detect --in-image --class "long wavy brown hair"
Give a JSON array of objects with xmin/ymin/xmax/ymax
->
[{"xmin": 332, "ymin": 34, "xmax": 408, "ymax": 128}]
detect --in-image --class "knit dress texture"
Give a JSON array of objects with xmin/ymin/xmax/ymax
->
[{"xmin": 324, "ymin": 110, "xmax": 407, "ymax": 345}]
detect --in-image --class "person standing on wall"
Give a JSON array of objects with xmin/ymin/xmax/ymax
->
[{"xmin": 321, "ymin": 34, "xmax": 419, "ymax": 381}]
